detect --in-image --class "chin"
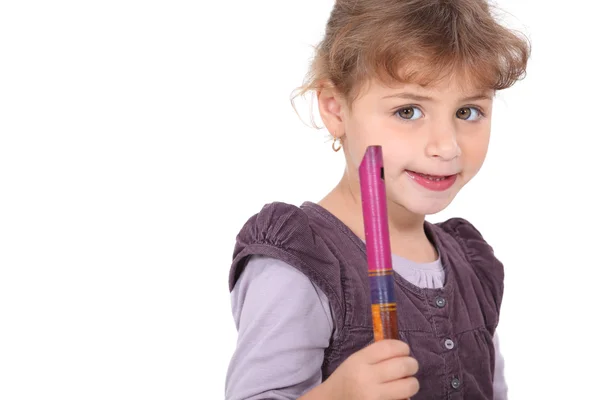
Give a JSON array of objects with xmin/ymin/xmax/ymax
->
[{"xmin": 393, "ymin": 194, "xmax": 455, "ymax": 216}]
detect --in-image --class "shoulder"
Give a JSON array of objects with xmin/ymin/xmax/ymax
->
[
  {"xmin": 435, "ymin": 217, "xmax": 495, "ymax": 259},
  {"xmin": 431, "ymin": 217, "xmax": 504, "ymax": 283},
  {"xmin": 234, "ymin": 202, "xmax": 313, "ymax": 250},
  {"xmin": 229, "ymin": 202, "xmax": 341, "ymax": 298},
  {"xmin": 231, "ymin": 202, "xmax": 318, "ymax": 267}
]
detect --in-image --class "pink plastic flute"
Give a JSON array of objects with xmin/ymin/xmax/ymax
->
[{"xmin": 358, "ymin": 145, "xmax": 399, "ymax": 341}]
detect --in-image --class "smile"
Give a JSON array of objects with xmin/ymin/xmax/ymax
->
[{"xmin": 405, "ymin": 170, "xmax": 458, "ymax": 191}]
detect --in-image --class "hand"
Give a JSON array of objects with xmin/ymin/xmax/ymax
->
[{"xmin": 314, "ymin": 339, "xmax": 419, "ymax": 400}]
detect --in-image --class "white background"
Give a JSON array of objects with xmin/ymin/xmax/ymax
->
[{"xmin": 1, "ymin": 0, "xmax": 598, "ymax": 398}]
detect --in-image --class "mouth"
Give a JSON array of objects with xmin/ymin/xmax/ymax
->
[{"xmin": 405, "ymin": 170, "xmax": 459, "ymax": 191}]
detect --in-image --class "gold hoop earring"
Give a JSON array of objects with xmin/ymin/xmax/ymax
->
[{"xmin": 332, "ymin": 136, "xmax": 342, "ymax": 152}]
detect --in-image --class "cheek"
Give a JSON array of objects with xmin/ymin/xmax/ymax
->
[
  {"xmin": 461, "ymin": 133, "xmax": 491, "ymax": 172},
  {"xmin": 344, "ymin": 117, "xmax": 387, "ymax": 168},
  {"xmin": 381, "ymin": 146, "xmax": 414, "ymax": 174},
  {"xmin": 344, "ymin": 112, "xmax": 416, "ymax": 166}
]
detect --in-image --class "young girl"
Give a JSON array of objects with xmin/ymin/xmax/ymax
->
[{"xmin": 226, "ymin": 0, "xmax": 530, "ymax": 399}]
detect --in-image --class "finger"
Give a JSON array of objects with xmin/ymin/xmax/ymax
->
[
  {"xmin": 360, "ymin": 339, "xmax": 411, "ymax": 364},
  {"xmin": 374, "ymin": 355, "xmax": 419, "ymax": 383},
  {"xmin": 380, "ymin": 377, "xmax": 420, "ymax": 400}
]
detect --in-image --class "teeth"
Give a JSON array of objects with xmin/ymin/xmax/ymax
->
[{"xmin": 420, "ymin": 173, "xmax": 445, "ymax": 181}]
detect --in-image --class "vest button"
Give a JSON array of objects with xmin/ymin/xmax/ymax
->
[
  {"xmin": 444, "ymin": 339, "xmax": 455, "ymax": 350},
  {"xmin": 451, "ymin": 378, "xmax": 461, "ymax": 389},
  {"xmin": 435, "ymin": 297, "xmax": 446, "ymax": 308}
]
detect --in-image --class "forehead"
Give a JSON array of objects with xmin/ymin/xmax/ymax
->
[
  {"xmin": 347, "ymin": 59, "xmax": 498, "ymax": 107},
  {"xmin": 362, "ymin": 77, "xmax": 494, "ymax": 100}
]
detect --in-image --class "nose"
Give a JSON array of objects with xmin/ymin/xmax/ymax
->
[{"xmin": 425, "ymin": 124, "xmax": 461, "ymax": 161}]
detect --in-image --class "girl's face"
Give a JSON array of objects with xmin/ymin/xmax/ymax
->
[{"xmin": 319, "ymin": 77, "xmax": 494, "ymax": 216}]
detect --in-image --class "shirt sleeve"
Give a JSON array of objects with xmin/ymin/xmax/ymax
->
[
  {"xmin": 493, "ymin": 332, "xmax": 508, "ymax": 400},
  {"xmin": 225, "ymin": 255, "xmax": 334, "ymax": 400}
]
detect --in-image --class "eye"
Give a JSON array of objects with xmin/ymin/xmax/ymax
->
[
  {"xmin": 456, "ymin": 107, "xmax": 484, "ymax": 121},
  {"xmin": 395, "ymin": 106, "xmax": 423, "ymax": 120}
]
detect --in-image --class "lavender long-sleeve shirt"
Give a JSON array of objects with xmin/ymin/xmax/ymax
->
[{"xmin": 226, "ymin": 252, "xmax": 507, "ymax": 400}]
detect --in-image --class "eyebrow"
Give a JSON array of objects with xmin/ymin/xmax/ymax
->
[{"xmin": 382, "ymin": 92, "xmax": 493, "ymax": 102}]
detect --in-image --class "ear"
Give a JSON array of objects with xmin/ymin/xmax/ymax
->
[{"xmin": 317, "ymin": 82, "xmax": 345, "ymax": 138}]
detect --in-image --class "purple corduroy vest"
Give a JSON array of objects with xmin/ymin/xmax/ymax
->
[{"xmin": 229, "ymin": 201, "xmax": 504, "ymax": 399}]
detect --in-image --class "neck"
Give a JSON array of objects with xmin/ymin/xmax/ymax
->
[{"xmin": 318, "ymin": 170, "xmax": 437, "ymax": 262}]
